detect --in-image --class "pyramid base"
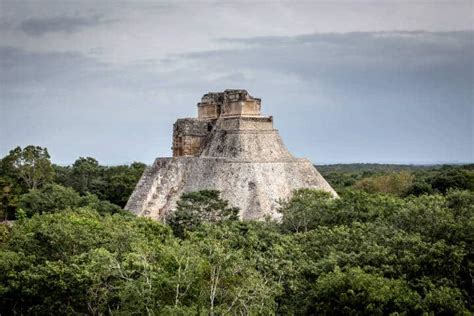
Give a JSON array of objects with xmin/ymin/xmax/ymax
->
[{"xmin": 125, "ymin": 157, "xmax": 338, "ymax": 220}]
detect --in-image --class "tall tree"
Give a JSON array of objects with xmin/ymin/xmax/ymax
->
[
  {"xmin": 71, "ymin": 157, "xmax": 103, "ymax": 195},
  {"xmin": 166, "ymin": 190, "xmax": 239, "ymax": 238},
  {"xmin": 0, "ymin": 176, "xmax": 22, "ymax": 220},
  {"xmin": 1, "ymin": 146, "xmax": 54, "ymax": 190},
  {"xmin": 103, "ymin": 162, "xmax": 146, "ymax": 207},
  {"xmin": 278, "ymin": 189, "xmax": 334, "ymax": 233}
]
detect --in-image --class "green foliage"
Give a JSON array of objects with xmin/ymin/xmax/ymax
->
[
  {"xmin": 0, "ymin": 146, "xmax": 56, "ymax": 218},
  {"xmin": 19, "ymin": 184, "xmax": 81, "ymax": 216},
  {"xmin": 309, "ymin": 267, "xmax": 421, "ymax": 315},
  {"xmin": 103, "ymin": 162, "xmax": 146, "ymax": 207},
  {"xmin": 186, "ymin": 224, "xmax": 278, "ymax": 315},
  {"xmin": 1, "ymin": 146, "xmax": 142, "ymax": 217},
  {"xmin": 0, "ymin": 176, "xmax": 22, "ymax": 220},
  {"xmin": 318, "ymin": 163, "xmax": 474, "ymax": 196},
  {"xmin": 18, "ymin": 183, "xmax": 122, "ymax": 217},
  {"xmin": 166, "ymin": 190, "xmax": 239, "ymax": 238},
  {"xmin": 279, "ymin": 189, "xmax": 407, "ymax": 229},
  {"xmin": 0, "ymin": 223, "xmax": 10, "ymax": 243},
  {"xmin": 430, "ymin": 168, "xmax": 474, "ymax": 193},
  {"xmin": 423, "ymin": 286, "xmax": 470, "ymax": 315},
  {"xmin": 275, "ymin": 188, "xmax": 473, "ymax": 314},
  {"xmin": 1, "ymin": 187, "xmax": 473, "ymax": 314},
  {"xmin": 0, "ymin": 209, "xmax": 173, "ymax": 314},
  {"xmin": 406, "ymin": 180, "xmax": 434, "ymax": 196},
  {"xmin": 194, "ymin": 221, "xmax": 304, "ymax": 314},
  {"xmin": 354, "ymin": 171, "xmax": 414, "ymax": 196},
  {"xmin": 68, "ymin": 157, "xmax": 106, "ymax": 197},
  {"xmin": 1, "ymin": 145, "xmax": 54, "ymax": 190},
  {"xmin": 15, "ymin": 208, "xmax": 27, "ymax": 221},
  {"xmin": 0, "ymin": 209, "xmax": 277, "ymax": 315},
  {"xmin": 317, "ymin": 163, "xmax": 426, "ymax": 193},
  {"xmin": 1, "ymin": 146, "xmax": 473, "ymax": 314},
  {"xmin": 278, "ymin": 189, "xmax": 333, "ymax": 232},
  {"xmin": 53, "ymin": 159, "xmax": 145, "ymax": 207}
]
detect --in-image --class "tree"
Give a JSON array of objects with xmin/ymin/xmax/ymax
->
[
  {"xmin": 353, "ymin": 171, "xmax": 414, "ymax": 196},
  {"xmin": 1, "ymin": 146, "xmax": 54, "ymax": 190},
  {"xmin": 185, "ymin": 223, "xmax": 279, "ymax": 315},
  {"xmin": 191, "ymin": 221, "xmax": 300, "ymax": 314},
  {"xmin": 0, "ymin": 208, "xmax": 173, "ymax": 315},
  {"xmin": 70, "ymin": 157, "xmax": 104, "ymax": 195},
  {"xmin": 405, "ymin": 180, "xmax": 434, "ymax": 196},
  {"xmin": 166, "ymin": 190, "xmax": 239, "ymax": 238},
  {"xmin": 278, "ymin": 189, "xmax": 333, "ymax": 233},
  {"xmin": 430, "ymin": 169, "xmax": 474, "ymax": 193},
  {"xmin": 1, "ymin": 156, "xmax": 473, "ymax": 314},
  {"xmin": 18, "ymin": 184, "xmax": 122, "ymax": 217},
  {"xmin": 0, "ymin": 208, "xmax": 277, "ymax": 315},
  {"xmin": 102, "ymin": 162, "xmax": 146, "ymax": 207},
  {"xmin": 0, "ymin": 176, "xmax": 22, "ymax": 220},
  {"xmin": 52, "ymin": 164, "xmax": 73, "ymax": 188},
  {"xmin": 308, "ymin": 267, "xmax": 422, "ymax": 315},
  {"xmin": 19, "ymin": 184, "xmax": 82, "ymax": 217},
  {"xmin": 54, "ymin": 160, "xmax": 145, "ymax": 207}
]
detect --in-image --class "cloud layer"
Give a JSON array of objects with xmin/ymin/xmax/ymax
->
[
  {"xmin": 19, "ymin": 14, "xmax": 107, "ymax": 36},
  {"xmin": 0, "ymin": 2, "xmax": 472, "ymax": 164}
]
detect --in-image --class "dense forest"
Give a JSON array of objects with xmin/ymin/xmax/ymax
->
[{"xmin": 1, "ymin": 146, "xmax": 473, "ymax": 315}]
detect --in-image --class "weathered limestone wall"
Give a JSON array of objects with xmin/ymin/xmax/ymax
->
[
  {"xmin": 172, "ymin": 117, "xmax": 275, "ymax": 158},
  {"xmin": 197, "ymin": 89, "xmax": 261, "ymax": 119},
  {"xmin": 125, "ymin": 160, "xmax": 166, "ymax": 214},
  {"xmin": 198, "ymin": 117, "xmax": 292, "ymax": 161},
  {"xmin": 220, "ymin": 100, "xmax": 261, "ymax": 118},
  {"xmin": 218, "ymin": 117, "xmax": 274, "ymax": 130},
  {"xmin": 200, "ymin": 130, "xmax": 294, "ymax": 161},
  {"xmin": 172, "ymin": 119, "xmax": 212, "ymax": 157},
  {"xmin": 198, "ymin": 103, "xmax": 220, "ymax": 119},
  {"xmin": 126, "ymin": 157, "xmax": 337, "ymax": 220}
]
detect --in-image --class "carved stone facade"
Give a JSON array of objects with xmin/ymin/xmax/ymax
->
[
  {"xmin": 197, "ymin": 89, "xmax": 261, "ymax": 120},
  {"xmin": 174, "ymin": 90, "xmax": 263, "ymax": 157},
  {"xmin": 126, "ymin": 89, "xmax": 337, "ymax": 220},
  {"xmin": 172, "ymin": 119, "xmax": 210, "ymax": 157}
]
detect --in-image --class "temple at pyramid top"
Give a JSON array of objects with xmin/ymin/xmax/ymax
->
[
  {"xmin": 172, "ymin": 89, "xmax": 270, "ymax": 157},
  {"xmin": 197, "ymin": 89, "xmax": 262, "ymax": 119}
]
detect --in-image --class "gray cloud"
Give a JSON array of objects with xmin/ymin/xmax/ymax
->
[
  {"xmin": 172, "ymin": 32, "xmax": 473, "ymax": 163},
  {"xmin": 1, "ymin": 31, "xmax": 473, "ymax": 164},
  {"xmin": 1, "ymin": 1, "xmax": 471, "ymax": 64},
  {"xmin": 192, "ymin": 32, "xmax": 473, "ymax": 88},
  {"xmin": 1, "ymin": 1, "xmax": 472, "ymax": 165},
  {"xmin": 19, "ymin": 14, "xmax": 109, "ymax": 36}
]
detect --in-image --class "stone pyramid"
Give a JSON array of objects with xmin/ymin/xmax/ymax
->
[{"xmin": 126, "ymin": 90, "xmax": 337, "ymax": 220}]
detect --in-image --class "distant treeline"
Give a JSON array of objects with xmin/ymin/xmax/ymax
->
[
  {"xmin": 317, "ymin": 163, "xmax": 474, "ymax": 196},
  {"xmin": 317, "ymin": 162, "xmax": 474, "ymax": 173}
]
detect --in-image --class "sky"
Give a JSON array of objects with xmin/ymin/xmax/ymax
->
[{"xmin": 0, "ymin": 0, "xmax": 473, "ymax": 165}]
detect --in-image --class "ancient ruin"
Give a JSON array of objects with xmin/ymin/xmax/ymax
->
[{"xmin": 126, "ymin": 89, "xmax": 337, "ymax": 220}]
